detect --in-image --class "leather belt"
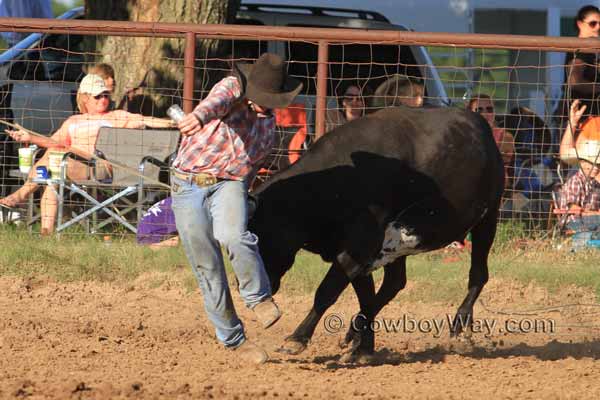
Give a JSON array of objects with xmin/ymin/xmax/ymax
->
[{"xmin": 171, "ymin": 169, "xmax": 225, "ymax": 187}]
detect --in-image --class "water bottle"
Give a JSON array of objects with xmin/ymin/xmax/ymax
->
[
  {"xmin": 166, "ymin": 104, "xmax": 185, "ymax": 124},
  {"xmin": 103, "ymin": 235, "xmax": 112, "ymax": 246}
]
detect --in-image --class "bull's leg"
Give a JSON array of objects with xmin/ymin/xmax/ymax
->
[
  {"xmin": 278, "ymin": 258, "xmax": 352, "ymax": 355},
  {"xmin": 450, "ymin": 209, "xmax": 498, "ymax": 337},
  {"xmin": 340, "ymin": 273, "xmax": 376, "ymax": 359},
  {"xmin": 342, "ymin": 257, "xmax": 407, "ymax": 354}
]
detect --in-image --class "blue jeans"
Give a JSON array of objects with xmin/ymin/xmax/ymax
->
[
  {"xmin": 566, "ymin": 215, "xmax": 600, "ymax": 251},
  {"xmin": 170, "ymin": 175, "xmax": 272, "ymax": 347}
]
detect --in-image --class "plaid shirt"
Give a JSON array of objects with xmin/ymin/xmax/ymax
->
[
  {"xmin": 173, "ymin": 76, "xmax": 276, "ymax": 181},
  {"xmin": 558, "ymin": 170, "xmax": 600, "ymax": 222}
]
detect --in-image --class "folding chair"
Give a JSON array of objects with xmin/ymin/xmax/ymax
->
[{"xmin": 52, "ymin": 127, "xmax": 180, "ymax": 234}]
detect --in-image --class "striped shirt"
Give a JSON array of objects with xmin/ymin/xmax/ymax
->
[
  {"xmin": 173, "ymin": 76, "xmax": 276, "ymax": 181},
  {"xmin": 558, "ymin": 170, "xmax": 600, "ymax": 222}
]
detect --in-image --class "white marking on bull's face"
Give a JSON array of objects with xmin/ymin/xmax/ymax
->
[{"xmin": 370, "ymin": 222, "xmax": 421, "ymax": 272}]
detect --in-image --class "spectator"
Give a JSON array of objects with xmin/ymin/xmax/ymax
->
[
  {"xmin": 372, "ymin": 74, "xmax": 424, "ymax": 109},
  {"xmin": 325, "ymin": 82, "xmax": 370, "ymax": 133},
  {"xmin": 467, "ymin": 94, "xmax": 516, "ymax": 188},
  {"xmin": 0, "ymin": 74, "xmax": 175, "ymax": 234},
  {"xmin": 558, "ymin": 139, "xmax": 600, "ymax": 250},
  {"xmin": 83, "ymin": 63, "xmax": 116, "ymax": 111},
  {"xmin": 0, "ymin": 0, "xmax": 52, "ymax": 46},
  {"xmin": 560, "ymin": 99, "xmax": 600, "ymax": 165},
  {"xmin": 554, "ymin": 5, "xmax": 600, "ymax": 129},
  {"xmin": 504, "ymin": 106, "xmax": 557, "ymax": 215}
]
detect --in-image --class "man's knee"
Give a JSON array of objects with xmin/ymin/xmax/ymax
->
[{"xmin": 216, "ymin": 229, "xmax": 258, "ymax": 249}]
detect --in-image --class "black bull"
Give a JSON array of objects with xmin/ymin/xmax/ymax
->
[{"xmin": 249, "ymin": 106, "xmax": 504, "ymax": 359}]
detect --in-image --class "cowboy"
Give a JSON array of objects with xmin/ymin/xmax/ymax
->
[{"xmin": 170, "ymin": 53, "xmax": 302, "ymax": 364}]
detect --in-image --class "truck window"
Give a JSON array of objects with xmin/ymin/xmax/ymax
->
[
  {"xmin": 39, "ymin": 32, "xmax": 85, "ymax": 82},
  {"xmin": 233, "ymin": 19, "xmax": 268, "ymax": 61},
  {"xmin": 286, "ymin": 39, "xmax": 422, "ymax": 96}
]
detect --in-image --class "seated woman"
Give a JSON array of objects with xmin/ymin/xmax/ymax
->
[
  {"xmin": 467, "ymin": 94, "xmax": 516, "ymax": 189},
  {"xmin": 325, "ymin": 82, "xmax": 371, "ymax": 133},
  {"xmin": 0, "ymin": 73, "xmax": 175, "ymax": 234},
  {"xmin": 88, "ymin": 62, "xmax": 116, "ymax": 110}
]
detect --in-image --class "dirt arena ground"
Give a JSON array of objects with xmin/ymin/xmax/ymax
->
[{"xmin": 2, "ymin": 274, "xmax": 600, "ymax": 399}]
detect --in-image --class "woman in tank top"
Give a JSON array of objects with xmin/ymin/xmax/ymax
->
[
  {"xmin": 555, "ymin": 5, "xmax": 600, "ymax": 128},
  {"xmin": 0, "ymin": 73, "xmax": 174, "ymax": 234}
]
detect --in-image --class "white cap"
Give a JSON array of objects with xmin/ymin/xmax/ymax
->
[{"xmin": 78, "ymin": 74, "xmax": 109, "ymax": 96}]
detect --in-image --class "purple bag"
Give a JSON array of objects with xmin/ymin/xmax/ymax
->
[{"xmin": 136, "ymin": 197, "xmax": 177, "ymax": 244}]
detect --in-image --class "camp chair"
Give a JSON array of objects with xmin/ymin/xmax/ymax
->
[{"xmin": 49, "ymin": 127, "xmax": 180, "ymax": 234}]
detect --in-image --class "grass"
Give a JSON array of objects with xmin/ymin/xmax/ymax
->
[
  {"xmin": 0, "ymin": 224, "xmax": 190, "ymax": 283},
  {"xmin": 1, "ymin": 223, "xmax": 600, "ymax": 303}
]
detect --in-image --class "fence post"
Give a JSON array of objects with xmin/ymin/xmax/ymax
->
[
  {"xmin": 315, "ymin": 40, "xmax": 329, "ymax": 141},
  {"xmin": 183, "ymin": 32, "xmax": 196, "ymax": 113}
]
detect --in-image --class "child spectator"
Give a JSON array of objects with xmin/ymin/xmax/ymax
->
[
  {"xmin": 372, "ymin": 74, "xmax": 424, "ymax": 109},
  {"xmin": 558, "ymin": 140, "xmax": 600, "ymax": 250}
]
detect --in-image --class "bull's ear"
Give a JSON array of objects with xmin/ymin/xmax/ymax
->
[{"xmin": 247, "ymin": 193, "xmax": 259, "ymax": 219}]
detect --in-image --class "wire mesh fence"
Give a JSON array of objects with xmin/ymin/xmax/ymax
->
[{"xmin": 0, "ymin": 17, "xmax": 598, "ymax": 242}]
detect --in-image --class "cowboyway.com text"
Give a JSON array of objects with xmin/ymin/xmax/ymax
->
[{"xmin": 322, "ymin": 313, "xmax": 556, "ymax": 338}]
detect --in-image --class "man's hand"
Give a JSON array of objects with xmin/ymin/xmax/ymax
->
[
  {"xmin": 569, "ymin": 204, "xmax": 584, "ymax": 214},
  {"xmin": 178, "ymin": 113, "xmax": 203, "ymax": 137},
  {"xmin": 569, "ymin": 99, "xmax": 587, "ymax": 129},
  {"xmin": 6, "ymin": 129, "xmax": 31, "ymax": 143}
]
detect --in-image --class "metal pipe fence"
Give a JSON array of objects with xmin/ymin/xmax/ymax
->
[{"xmin": 0, "ymin": 16, "xmax": 597, "ymax": 239}]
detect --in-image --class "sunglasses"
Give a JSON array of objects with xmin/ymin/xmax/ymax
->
[
  {"xmin": 476, "ymin": 106, "xmax": 494, "ymax": 113},
  {"xmin": 93, "ymin": 93, "xmax": 111, "ymax": 100},
  {"xmin": 585, "ymin": 20, "xmax": 600, "ymax": 28}
]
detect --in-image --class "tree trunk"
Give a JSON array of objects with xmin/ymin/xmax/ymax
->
[{"xmin": 85, "ymin": 0, "xmax": 240, "ymax": 115}]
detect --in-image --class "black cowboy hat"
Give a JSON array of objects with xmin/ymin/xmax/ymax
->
[{"xmin": 236, "ymin": 53, "xmax": 303, "ymax": 109}]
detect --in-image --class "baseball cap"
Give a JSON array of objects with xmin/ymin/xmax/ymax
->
[{"xmin": 78, "ymin": 74, "xmax": 109, "ymax": 96}]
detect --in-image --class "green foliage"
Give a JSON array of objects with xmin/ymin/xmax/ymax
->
[
  {"xmin": 51, "ymin": 0, "xmax": 83, "ymax": 17},
  {"xmin": 427, "ymin": 46, "xmax": 511, "ymax": 113}
]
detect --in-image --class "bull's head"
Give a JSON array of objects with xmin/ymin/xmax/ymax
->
[{"xmin": 248, "ymin": 193, "xmax": 296, "ymax": 295}]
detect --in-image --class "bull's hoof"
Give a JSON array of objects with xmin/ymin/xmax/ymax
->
[
  {"xmin": 339, "ymin": 350, "xmax": 375, "ymax": 364},
  {"xmin": 339, "ymin": 328, "xmax": 360, "ymax": 350},
  {"xmin": 277, "ymin": 338, "xmax": 307, "ymax": 355},
  {"xmin": 450, "ymin": 311, "xmax": 473, "ymax": 338},
  {"xmin": 449, "ymin": 335, "xmax": 475, "ymax": 354}
]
